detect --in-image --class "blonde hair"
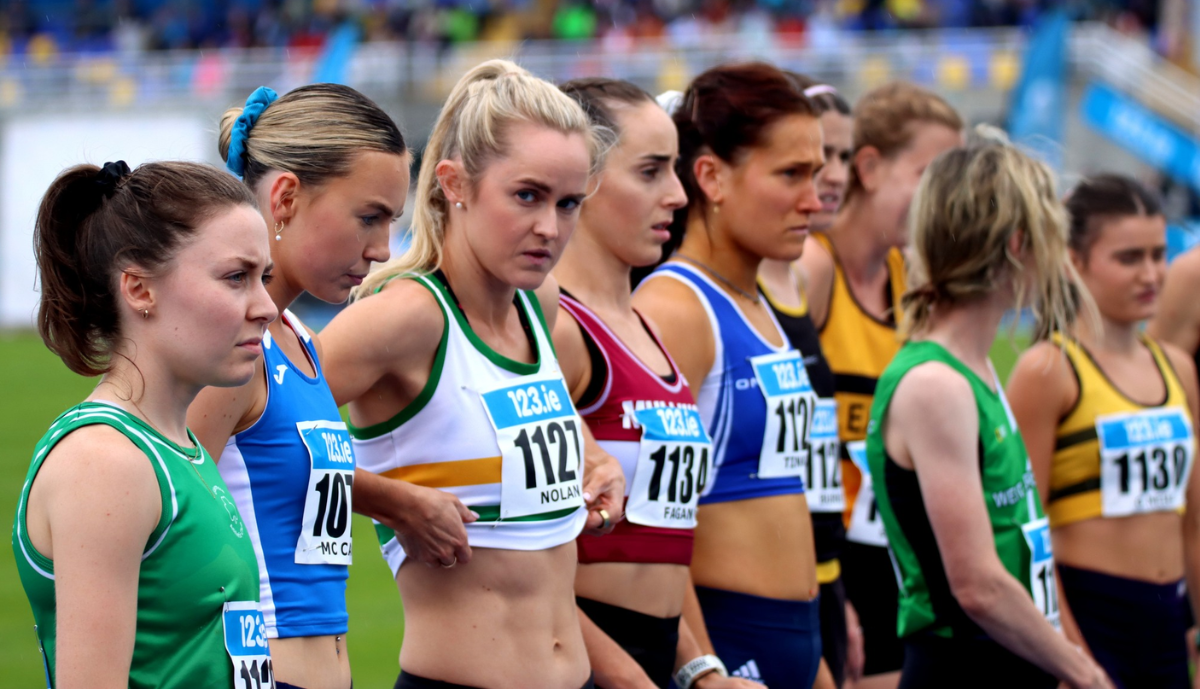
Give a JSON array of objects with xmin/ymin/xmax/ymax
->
[
  {"xmin": 846, "ymin": 81, "xmax": 963, "ymax": 200},
  {"xmin": 901, "ymin": 128, "xmax": 1087, "ymax": 342},
  {"xmin": 358, "ymin": 59, "xmax": 609, "ymax": 297},
  {"xmin": 218, "ymin": 83, "xmax": 406, "ymax": 188}
]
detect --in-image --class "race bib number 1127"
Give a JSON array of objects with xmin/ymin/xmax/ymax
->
[{"xmin": 481, "ymin": 375, "xmax": 585, "ymax": 520}]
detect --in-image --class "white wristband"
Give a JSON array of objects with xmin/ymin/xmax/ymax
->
[{"xmin": 674, "ymin": 654, "xmax": 727, "ymax": 689}]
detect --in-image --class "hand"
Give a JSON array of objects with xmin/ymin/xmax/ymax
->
[
  {"xmin": 581, "ymin": 442, "xmax": 625, "ymax": 536},
  {"xmin": 844, "ymin": 600, "xmax": 865, "ymax": 683},
  {"xmin": 1063, "ymin": 648, "xmax": 1113, "ymax": 689},
  {"xmin": 382, "ymin": 481, "xmax": 478, "ymax": 568},
  {"xmin": 694, "ymin": 673, "xmax": 767, "ymax": 690}
]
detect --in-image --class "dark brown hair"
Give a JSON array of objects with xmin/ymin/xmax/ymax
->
[
  {"xmin": 219, "ymin": 83, "xmax": 407, "ymax": 189},
  {"xmin": 559, "ymin": 77, "xmax": 654, "ymax": 137},
  {"xmin": 670, "ymin": 62, "xmax": 817, "ymax": 238},
  {"xmin": 785, "ymin": 72, "xmax": 852, "ymax": 116},
  {"xmin": 35, "ymin": 161, "xmax": 258, "ymax": 376},
  {"xmin": 1065, "ymin": 173, "xmax": 1163, "ymax": 260}
]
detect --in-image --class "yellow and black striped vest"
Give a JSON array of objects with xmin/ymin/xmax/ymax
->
[
  {"xmin": 1049, "ymin": 333, "xmax": 1191, "ymax": 527},
  {"xmin": 812, "ymin": 233, "xmax": 907, "ymax": 525}
]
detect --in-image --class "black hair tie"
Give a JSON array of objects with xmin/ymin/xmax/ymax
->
[{"xmin": 94, "ymin": 160, "xmax": 131, "ymax": 197}]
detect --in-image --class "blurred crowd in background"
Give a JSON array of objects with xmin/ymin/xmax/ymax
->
[{"xmin": 0, "ymin": 0, "xmax": 1165, "ymax": 56}]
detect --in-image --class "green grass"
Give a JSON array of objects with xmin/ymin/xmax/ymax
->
[{"xmin": 0, "ymin": 333, "xmax": 404, "ymax": 688}]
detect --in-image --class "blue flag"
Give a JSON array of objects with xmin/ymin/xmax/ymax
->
[
  {"xmin": 313, "ymin": 23, "xmax": 360, "ymax": 85},
  {"xmin": 1007, "ymin": 9, "xmax": 1069, "ymax": 172}
]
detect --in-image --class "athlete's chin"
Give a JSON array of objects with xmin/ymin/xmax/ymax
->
[
  {"xmin": 210, "ymin": 360, "xmax": 261, "ymax": 389},
  {"xmin": 508, "ymin": 267, "xmax": 553, "ymax": 292}
]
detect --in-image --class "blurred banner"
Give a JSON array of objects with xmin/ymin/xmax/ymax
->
[
  {"xmin": 313, "ymin": 23, "xmax": 360, "ymax": 85},
  {"xmin": 1006, "ymin": 8, "xmax": 1069, "ymax": 172},
  {"xmin": 1080, "ymin": 81, "xmax": 1200, "ymax": 194}
]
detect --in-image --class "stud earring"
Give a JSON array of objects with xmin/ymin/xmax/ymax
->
[
  {"xmin": 713, "ymin": 204, "xmax": 721, "ymax": 214},
  {"xmin": 274, "ymin": 220, "xmax": 285, "ymax": 241},
  {"xmin": 454, "ymin": 201, "xmax": 463, "ymax": 209},
  {"xmin": 141, "ymin": 309, "xmax": 149, "ymax": 319}
]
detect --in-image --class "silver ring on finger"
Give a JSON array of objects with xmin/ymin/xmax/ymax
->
[{"xmin": 441, "ymin": 556, "xmax": 457, "ymax": 569}]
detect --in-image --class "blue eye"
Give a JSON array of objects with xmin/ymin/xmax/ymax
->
[
  {"xmin": 516, "ymin": 190, "xmax": 538, "ymax": 204},
  {"xmin": 558, "ymin": 197, "xmax": 582, "ymax": 212},
  {"xmin": 360, "ymin": 215, "xmax": 380, "ymax": 226}
]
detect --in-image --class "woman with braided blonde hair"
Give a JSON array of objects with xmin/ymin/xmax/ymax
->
[
  {"xmin": 321, "ymin": 59, "xmax": 625, "ymax": 688},
  {"xmin": 864, "ymin": 133, "xmax": 1111, "ymax": 688}
]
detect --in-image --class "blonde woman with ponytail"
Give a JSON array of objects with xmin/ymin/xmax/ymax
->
[
  {"xmin": 320, "ymin": 59, "xmax": 624, "ymax": 688},
  {"xmin": 863, "ymin": 135, "xmax": 1111, "ymax": 688}
]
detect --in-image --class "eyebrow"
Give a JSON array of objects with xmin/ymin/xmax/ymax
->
[
  {"xmin": 362, "ymin": 200, "xmax": 396, "ymax": 219},
  {"xmin": 639, "ymin": 154, "xmax": 672, "ymax": 164},
  {"xmin": 516, "ymin": 177, "xmax": 553, "ymax": 195}
]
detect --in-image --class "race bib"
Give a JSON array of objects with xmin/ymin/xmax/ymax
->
[
  {"xmin": 845, "ymin": 441, "xmax": 887, "ymax": 547},
  {"xmin": 626, "ymin": 405, "xmax": 711, "ymax": 528},
  {"xmin": 481, "ymin": 375, "xmax": 585, "ymax": 519},
  {"xmin": 805, "ymin": 398, "xmax": 844, "ymax": 513},
  {"xmin": 222, "ymin": 601, "xmax": 274, "ymax": 689},
  {"xmin": 752, "ymin": 351, "xmax": 816, "ymax": 480},
  {"xmin": 1021, "ymin": 518, "xmax": 1060, "ymax": 629},
  {"xmin": 295, "ymin": 420, "xmax": 354, "ymax": 565},
  {"xmin": 1097, "ymin": 407, "xmax": 1195, "ymax": 517}
]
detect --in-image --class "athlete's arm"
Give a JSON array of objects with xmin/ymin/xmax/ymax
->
[
  {"xmin": 633, "ymin": 276, "xmax": 715, "ymax": 394},
  {"xmin": 1149, "ymin": 248, "xmax": 1200, "ymax": 356},
  {"xmin": 320, "ymin": 280, "xmax": 477, "ymax": 568},
  {"xmin": 33, "ymin": 427, "xmax": 162, "ymax": 688},
  {"xmin": 1162, "ymin": 343, "xmax": 1200, "ymax": 662},
  {"xmin": 797, "ymin": 235, "xmax": 835, "ymax": 329},
  {"xmin": 577, "ymin": 607, "xmax": 656, "ymax": 688},
  {"xmin": 551, "ymin": 300, "xmax": 593, "ymax": 402},
  {"xmin": 885, "ymin": 362, "xmax": 1110, "ymax": 688},
  {"xmin": 1006, "ymin": 342, "xmax": 1076, "ymax": 509},
  {"xmin": 187, "ymin": 363, "xmax": 266, "ymax": 465},
  {"xmin": 1006, "ymin": 342, "xmax": 1092, "ymax": 654}
]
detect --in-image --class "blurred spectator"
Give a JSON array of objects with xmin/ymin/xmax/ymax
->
[{"xmin": 0, "ymin": 0, "xmax": 1170, "ymax": 56}]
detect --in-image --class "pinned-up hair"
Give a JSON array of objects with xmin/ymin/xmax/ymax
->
[
  {"xmin": 35, "ymin": 161, "xmax": 257, "ymax": 375},
  {"xmin": 358, "ymin": 59, "xmax": 611, "ymax": 296},
  {"xmin": 218, "ymin": 83, "xmax": 407, "ymax": 189},
  {"xmin": 559, "ymin": 77, "xmax": 655, "ymax": 138}
]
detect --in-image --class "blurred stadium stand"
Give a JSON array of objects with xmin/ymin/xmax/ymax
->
[{"xmin": 1, "ymin": 2, "xmax": 1200, "ymax": 327}]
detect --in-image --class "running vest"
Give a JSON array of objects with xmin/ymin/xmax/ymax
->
[
  {"xmin": 350, "ymin": 274, "xmax": 587, "ymax": 575},
  {"xmin": 643, "ymin": 262, "xmax": 806, "ymax": 504},
  {"xmin": 1048, "ymin": 333, "xmax": 1194, "ymax": 527},
  {"xmin": 867, "ymin": 342, "xmax": 1059, "ymax": 638},
  {"xmin": 759, "ymin": 279, "xmax": 845, "ymax": 575},
  {"xmin": 13, "ymin": 403, "xmax": 271, "ymax": 689},
  {"xmin": 811, "ymin": 233, "xmax": 905, "ymax": 541},
  {"xmin": 560, "ymin": 293, "xmax": 701, "ymax": 567},
  {"xmin": 218, "ymin": 309, "xmax": 351, "ymax": 639}
]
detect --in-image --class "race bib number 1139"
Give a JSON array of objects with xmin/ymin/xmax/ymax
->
[{"xmin": 222, "ymin": 602, "xmax": 274, "ymax": 689}]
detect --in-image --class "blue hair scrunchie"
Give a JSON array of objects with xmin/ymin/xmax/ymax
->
[{"xmin": 225, "ymin": 86, "xmax": 279, "ymax": 178}]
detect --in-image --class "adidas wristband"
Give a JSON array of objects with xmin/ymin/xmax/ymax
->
[{"xmin": 674, "ymin": 654, "xmax": 727, "ymax": 689}]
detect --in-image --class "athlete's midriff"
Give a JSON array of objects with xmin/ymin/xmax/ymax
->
[
  {"xmin": 1053, "ymin": 511, "xmax": 1185, "ymax": 583},
  {"xmin": 575, "ymin": 562, "xmax": 689, "ymax": 619},
  {"xmin": 396, "ymin": 543, "xmax": 590, "ymax": 688},
  {"xmin": 268, "ymin": 634, "xmax": 352, "ymax": 689},
  {"xmin": 690, "ymin": 494, "xmax": 818, "ymax": 600}
]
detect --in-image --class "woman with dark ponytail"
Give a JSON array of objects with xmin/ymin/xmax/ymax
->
[
  {"xmin": 13, "ymin": 160, "xmax": 278, "ymax": 688},
  {"xmin": 634, "ymin": 62, "xmax": 827, "ymax": 689}
]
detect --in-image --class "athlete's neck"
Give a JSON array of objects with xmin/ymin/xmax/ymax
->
[
  {"xmin": 676, "ymin": 215, "xmax": 761, "ymax": 296},
  {"xmin": 758, "ymin": 259, "xmax": 803, "ymax": 309},
  {"xmin": 554, "ymin": 221, "xmax": 633, "ymax": 315},
  {"xmin": 439, "ymin": 240, "xmax": 523, "ymax": 333},
  {"xmin": 90, "ymin": 344, "xmax": 199, "ymax": 446},
  {"xmin": 1074, "ymin": 312, "xmax": 1142, "ymax": 355},
  {"xmin": 826, "ymin": 198, "xmax": 893, "ymax": 286},
  {"xmin": 917, "ymin": 294, "xmax": 1009, "ymax": 390}
]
